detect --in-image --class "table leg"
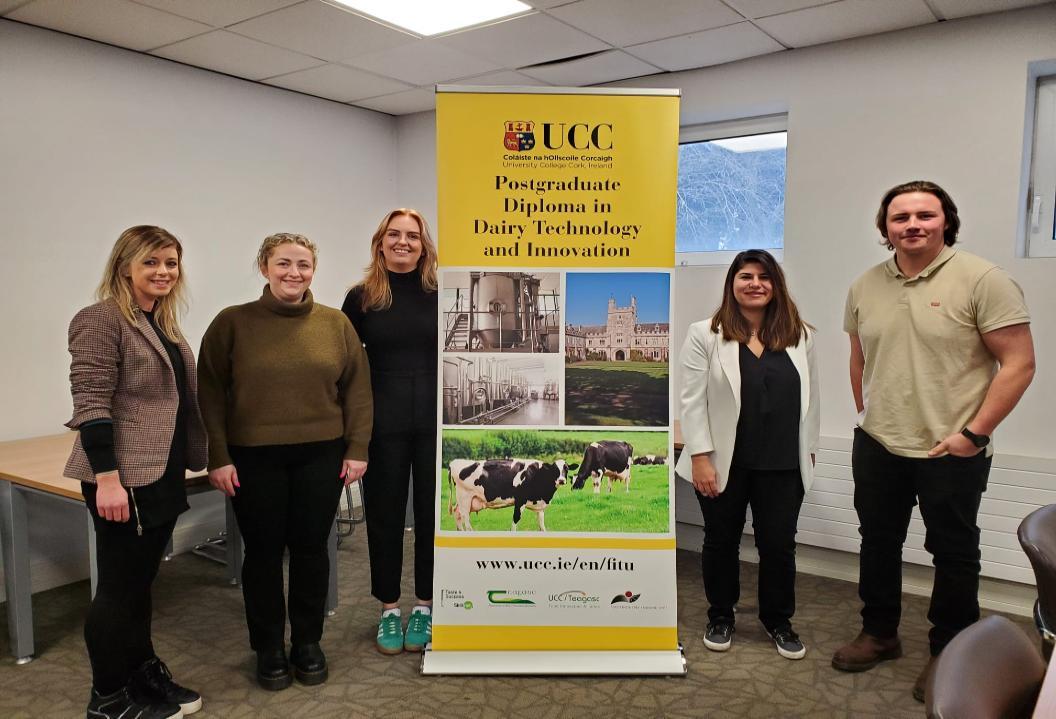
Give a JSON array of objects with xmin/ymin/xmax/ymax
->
[
  {"xmin": 326, "ymin": 517, "xmax": 337, "ymax": 616},
  {"xmin": 225, "ymin": 497, "xmax": 241, "ymax": 586},
  {"xmin": 86, "ymin": 509, "xmax": 98, "ymax": 598},
  {"xmin": 0, "ymin": 482, "xmax": 34, "ymax": 664}
]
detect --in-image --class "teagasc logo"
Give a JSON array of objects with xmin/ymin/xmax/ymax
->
[
  {"xmin": 503, "ymin": 120, "xmax": 613, "ymax": 152},
  {"xmin": 611, "ymin": 590, "xmax": 641, "ymax": 604},
  {"xmin": 549, "ymin": 590, "xmax": 601, "ymax": 604},
  {"xmin": 487, "ymin": 590, "xmax": 535, "ymax": 605}
]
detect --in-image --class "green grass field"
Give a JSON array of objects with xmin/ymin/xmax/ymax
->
[
  {"xmin": 440, "ymin": 428, "xmax": 670, "ymax": 533},
  {"xmin": 565, "ymin": 361, "xmax": 669, "ymax": 426},
  {"xmin": 440, "ymin": 464, "xmax": 669, "ymax": 533}
]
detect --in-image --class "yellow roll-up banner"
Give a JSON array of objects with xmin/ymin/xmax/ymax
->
[{"xmin": 428, "ymin": 86, "xmax": 683, "ymax": 675}]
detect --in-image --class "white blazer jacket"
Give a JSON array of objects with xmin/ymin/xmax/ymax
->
[{"xmin": 675, "ymin": 318, "xmax": 820, "ymax": 493}]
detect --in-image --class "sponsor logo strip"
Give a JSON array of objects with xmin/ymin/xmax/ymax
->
[
  {"xmin": 433, "ymin": 625, "xmax": 678, "ymax": 651},
  {"xmin": 435, "ymin": 536, "xmax": 675, "ymax": 550}
]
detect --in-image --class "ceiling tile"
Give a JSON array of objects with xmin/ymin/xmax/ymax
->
[
  {"xmin": 8, "ymin": 0, "xmax": 212, "ymax": 51},
  {"xmin": 437, "ymin": 12, "xmax": 609, "ymax": 69},
  {"xmin": 264, "ymin": 62, "xmax": 412, "ymax": 102},
  {"xmin": 626, "ymin": 21, "xmax": 784, "ymax": 71},
  {"xmin": 549, "ymin": 0, "xmax": 742, "ymax": 46},
  {"xmin": 523, "ymin": 0, "xmax": 576, "ymax": 7},
  {"xmin": 519, "ymin": 49, "xmax": 661, "ymax": 85},
  {"xmin": 0, "ymin": 1, "xmax": 32, "ymax": 13},
  {"xmin": 721, "ymin": 0, "xmax": 831, "ymax": 19},
  {"xmin": 151, "ymin": 29, "xmax": 321, "ymax": 80},
  {"xmin": 755, "ymin": 0, "xmax": 936, "ymax": 48},
  {"xmin": 343, "ymin": 39, "xmax": 501, "ymax": 87},
  {"xmin": 130, "ymin": 0, "xmax": 302, "ymax": 27},
  {"xmin": 229, "ymin": 0, "xmax": 416, "ymax": 62},
  {"xmin": 451, "ymin": 69, "xmax": 551, "ymax": 86},
  {"xmin": 353, "ymin": 87, "xmax": 436, "ymax": 115},
  {"xmin": 928, "ymin": 0, "xmax": 1052, "ymax": 20}
]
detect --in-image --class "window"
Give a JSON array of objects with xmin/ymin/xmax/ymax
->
[
  {"xmin": 1024, "ymin": 70, "xmax": 1056, "ymax": 258},
  {"xmin": 676, "ymin": 114, "xmax": 787, "ymax": 266}
]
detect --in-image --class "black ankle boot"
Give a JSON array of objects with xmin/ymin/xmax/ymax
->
[
  {"xmin": 290, "ymin": 642, "xmax": 328, "ymax": 685},
  {"xmin": 255, "ymin": 648, "xmax": 292, "ymax": 691},
  {"xmin": 87, "ymin": 686, "xmax": 181, "ymax": 719}
]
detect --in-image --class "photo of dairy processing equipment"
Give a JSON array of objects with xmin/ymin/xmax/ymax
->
[
  {"xmin": 443, "ymin": 271, "xmax": 560, "ymax": 353},
  {"xmin": 442, "ymin": 355, "xmax": 561, "ymax": 426}
]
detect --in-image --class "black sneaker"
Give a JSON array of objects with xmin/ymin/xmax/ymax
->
[
  {"xmin": 87, "ymin": 686, "xmax": 182, "ymax": 719},
  {"xmin": 767, "ymin": 627, "xmax": 807, "ymax": 660},
  {"xmin": 131, "ymin": 657, "xmax": 202, "ymax": 715},
  {"xmin": 703, "ymin": 622, "xmax": 734, "ymax": 652}
]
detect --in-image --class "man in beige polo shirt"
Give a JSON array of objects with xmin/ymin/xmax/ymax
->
[{"xmin": 832, "ymin": 180, "xmax": 1035, "ymax": 702}]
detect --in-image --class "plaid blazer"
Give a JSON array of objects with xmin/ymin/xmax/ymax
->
[{"xmin": 63, "ymin": 299, "xmax": 208, "ymax": 487}]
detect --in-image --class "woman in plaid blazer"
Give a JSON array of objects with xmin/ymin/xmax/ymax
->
[{"xmin": 65, "ymin": 226, "xmax": 207, "ymax": 719}]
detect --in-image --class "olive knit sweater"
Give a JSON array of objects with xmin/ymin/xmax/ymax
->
[{"xmin": 197, "ymin": 286, "xmax": 373, "ymax": 470}]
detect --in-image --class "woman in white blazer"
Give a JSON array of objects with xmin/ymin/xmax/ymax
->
[{"xmin": 675, "ymin": 249, "xmax": 820, "ymax": 660}]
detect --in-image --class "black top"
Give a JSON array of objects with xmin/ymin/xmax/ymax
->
[
  {"xmin": 80, "ymin": 308, "xmax": 190, "ymax": 527},
  {"xmin": 341, "ymin": 269, "xmax": 438, "ymax": 374},
  {"xmin": 730, "ymin": 344, "xmax": 800, "ymax": 471}
]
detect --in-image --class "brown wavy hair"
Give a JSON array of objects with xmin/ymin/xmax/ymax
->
[
  {"xmin": 97, "ymin": 225, "xmax": 187, "ymax": 342},
  {"xmin": 875, "ymin": 179, "xmax": 960, "ymax": 250},
  {"xmin": 355, "ymin": 208, "xmax": 438, "ymax": 311},
  {"xmin": 710, "ymin": 249, "xmax": 808, "ymax": 350}
]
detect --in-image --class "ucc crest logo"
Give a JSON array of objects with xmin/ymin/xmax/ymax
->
[{"xmin": 503, "ymin": 120, "xmax": 535, "ymax": 151}]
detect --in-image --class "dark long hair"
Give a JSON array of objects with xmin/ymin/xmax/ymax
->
[{"xmin": 710, "ymin": 249, "xmax": 808, "ymax": 350}]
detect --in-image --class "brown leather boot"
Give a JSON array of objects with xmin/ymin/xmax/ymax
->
[
  {"xmin": 912, "ymin": 656, "xmax": 937, "ymax": 702},
  {"xmin": 831, "ymin": 631, "xmax": 903, "ymax": 671}
]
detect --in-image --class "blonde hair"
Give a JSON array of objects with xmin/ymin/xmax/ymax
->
[
  {"xmin": 356, "ymin": 209, "xmax": 438, "ymax": 311},
  {"xmin": 256, "ymin": 233, "xmax": 319, "ymax": 272},
  {"xmin": 96, "ymin": 225, "xmax": 187, "ymax": 342}
]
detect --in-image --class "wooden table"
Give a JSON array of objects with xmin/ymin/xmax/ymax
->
[{"xmin": 0, "ymin": 433, "xmax": 340, "ymax": 664}]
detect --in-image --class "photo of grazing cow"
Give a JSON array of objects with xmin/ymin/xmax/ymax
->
[
  {"xmin": 632, "ymin": 454, "xmax": 667, "ymax": 465},
  {"xmin": 440, "ymin": 429, "xmax": 669, "ymax": 533},
  {"xmin": 448, "ymin": 458, "xmax": 573, "ymax": 531},
  {"xmin": 571, "ymin": 440, "xmax": 634, "ymax": 494}
]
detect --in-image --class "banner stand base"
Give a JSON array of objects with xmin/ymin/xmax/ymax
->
[{"xmin": 420, "ymin": 646, "xmax": 687, "ymax": 676}]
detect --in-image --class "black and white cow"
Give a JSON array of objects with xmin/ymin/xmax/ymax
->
[
  {"xmin": 448, "ymin": 458, "xmax": 573, "ymax": 531},
  {"xmin": 633, "ymin": 454, "xmax": 668, "ymax": 465},
  {"xmin": 572, "ymin": 440, "xmax": 633, "ymax": 494}
]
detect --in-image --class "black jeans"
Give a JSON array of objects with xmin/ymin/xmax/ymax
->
[
  {"xmin": 229, "ymin": 438, "xmax": 345, "ymax": 651},
  {"xmin": 84, "ymin": 511, "xmax": 176, "ymax": 694},
  {"xmin": 363, "ymin": 370, "xmax": 436, "ymax": 604},
  {"xmin": 695, "ymin": 465, "xmax": 804, "ymax": 632},
  {"xmin": 852, "ymin": 428, "xmax": 991, "ymax": 655}
]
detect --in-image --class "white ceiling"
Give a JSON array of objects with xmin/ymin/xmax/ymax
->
[{"xmin": 3, "ymin": 0, "xmax": 1052, "ymax": 115}]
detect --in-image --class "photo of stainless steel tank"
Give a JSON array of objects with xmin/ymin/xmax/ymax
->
[
  {"xmin": 443, "ymin": 271, "xmax": 560, "ymax": 353},
  {"xmin": 442, "ymin": 355, "xmax": 562, "ymax": 426}
]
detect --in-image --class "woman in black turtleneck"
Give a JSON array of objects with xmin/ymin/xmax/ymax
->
[{"xmin": 342, "ymin": 209, "xmax": 439, "ymax": 656}]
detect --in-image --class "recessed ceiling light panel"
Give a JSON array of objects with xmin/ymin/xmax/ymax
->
[{"xmin": 325, "ymin": 0, "xmax": 533, "ymax": 37}]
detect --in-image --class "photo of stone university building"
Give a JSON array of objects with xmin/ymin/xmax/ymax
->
[
  {"xmin": 564, "ymin": 273, "xmax": 670, "ymax": 427},
  {"xmin": 564, "ymin": 295, "xmax": 669, "ymax": 363}
]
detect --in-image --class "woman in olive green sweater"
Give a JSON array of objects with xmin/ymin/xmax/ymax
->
[{"xmin": 198, "ymin": 233, "xmax": 372, "ymax": 691}]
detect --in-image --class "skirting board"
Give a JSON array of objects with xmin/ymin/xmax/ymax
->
[{"xmin": 421, "ymin": 647, "xmax": 687, "ymax": 675}]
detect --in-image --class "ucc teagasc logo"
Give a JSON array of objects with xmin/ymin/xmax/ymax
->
[
  {"xmin": 611, "ymin": 590, "xmax": 641, "ymax": 604},
  {"xmin": 503, "ymin": 120, "xmax": 535, "ymax": 152},
  {"xmin": 487, "ymin": 590, "xmax": 536, "ymax": 605}
]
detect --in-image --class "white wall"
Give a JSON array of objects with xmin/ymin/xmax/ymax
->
[
  {"xmin": 395, "ymin": 4, "xmax": 1056, "ymax": 461},
  {"xmin": 0, "ymin": 19, "xmax": 398, "ymax": 597}
]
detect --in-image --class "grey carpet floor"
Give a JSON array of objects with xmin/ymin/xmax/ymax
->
[{"xmin": 0, "ymin": 530, "xmax": 1038, "ymax": 718}]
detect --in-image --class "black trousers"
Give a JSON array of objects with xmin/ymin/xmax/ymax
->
[
  {"xmin": 229, "ymin": 439, "xmax": 345, "ymax": 651},
  {"xmin": 85, "ymin": 512, "xmax": 176, "ymax": 694},
  {"xmin": 852, "ymin": 428, "xmax": 991, "ymax": 656},
  {"xmin": 695, "ymin": 465, "xmax": 804, "ymax": 632},
  {"xmin": 363, "ymin": 370, "xmax": 436, "ymax": 604}
]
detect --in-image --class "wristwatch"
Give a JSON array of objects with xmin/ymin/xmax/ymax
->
[{"xmin": 961, "ymin": 427, "xmax": 990, "ymax": 448}]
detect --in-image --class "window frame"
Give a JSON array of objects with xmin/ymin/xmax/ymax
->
[
  {"xmin": 676, "ymin": 113, "xmax": 789, "ymax": 267},
  {"xmin": 1020, "ymin": 62, "xmax": 1056, "ymax": 258}
]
